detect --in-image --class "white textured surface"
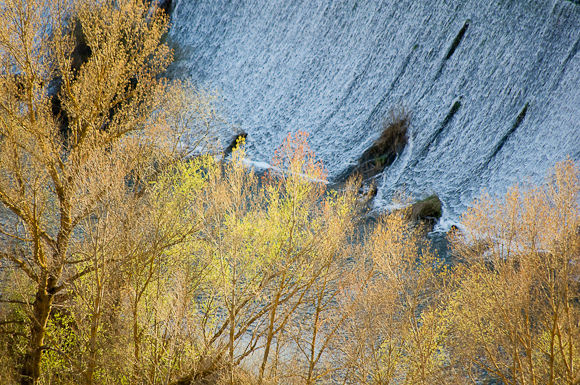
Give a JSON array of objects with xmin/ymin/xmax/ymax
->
[{"xmin": 167, "ymin": 0, "xmax": 580, "ymax": 228}]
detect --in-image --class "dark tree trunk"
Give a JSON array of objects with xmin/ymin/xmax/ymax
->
[{"xmin": 20, "ymin": 280, "xmax": 54, "ymax": 385}]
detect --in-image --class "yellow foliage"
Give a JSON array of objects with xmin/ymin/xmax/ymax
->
[{"xmin": 448, "ymin": 160, "xmax": 580, "ymax": 385}]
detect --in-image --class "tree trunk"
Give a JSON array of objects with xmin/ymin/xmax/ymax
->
[
  {"xmin": 260, "ymin": 278, "xmax": 284, "ymax": 381},
  {"xmin": 86, "ymin": 278, "xmax": 104, "ymax": 385},
  {"xmin": 20, "ymin": 281, "xmax": 54, "ymax": 385}
]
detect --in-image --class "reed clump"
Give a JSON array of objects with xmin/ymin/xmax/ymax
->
[{"xmin": 357, "ymin": 106, "xmax": 411, "ymax": 180}]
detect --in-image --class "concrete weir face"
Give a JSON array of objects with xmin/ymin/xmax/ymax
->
[{"xmin": 167, "ymin": 0, "xmax": 580, "ymax": 228}]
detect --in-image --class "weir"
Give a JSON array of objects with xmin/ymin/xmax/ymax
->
[{"xmin": 167, "ymin": 0, "xmax": 580, "ymax": 228}]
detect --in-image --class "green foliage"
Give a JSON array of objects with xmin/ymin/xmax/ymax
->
[{"xmin": 40, "ymin": 312, "xmax": 79, "ymax": 384}]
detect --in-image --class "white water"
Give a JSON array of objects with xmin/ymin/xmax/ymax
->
[{"xmin": 167, "ymin": 0, "xmax": 580, "ymax": 229}]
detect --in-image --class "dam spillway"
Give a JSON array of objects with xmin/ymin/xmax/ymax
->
[{"xmin": 166, "ymin": 0, "xmax": 580, "ymax": 228}]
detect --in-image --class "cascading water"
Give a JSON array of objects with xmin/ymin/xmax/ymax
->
[{"xmin": 166, "ymin": 0, "xmax": 580, "ymax": 229}]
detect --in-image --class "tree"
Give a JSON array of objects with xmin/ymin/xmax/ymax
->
[
  {"xmin": 447, "ymin": 160, "xmax": 580, "ymax": 384},
  {"xmin": 257, "ymin": 132, "xmax": 359, "ymax": 384},
  {"xmin": 161, "ymin": 133, "xmax": 365, "ymax": 385},
  {"xmin": 337, "ymin": 209, "xmax": 448, "ymax": 385},
  {"xmin": 0, "ymin": 0, "xmax": 216, "ymax": 383}
]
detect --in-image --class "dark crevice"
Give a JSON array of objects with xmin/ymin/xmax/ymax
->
[
  {"xmin": 441, "ymin": 99, "xmax": 462, "ymax": 128},
  {"xmin": 434, "ymin": 20, "xmax": 470, "ymax": 81},
  {"xmin": 416, "ymin": 98, "xmax": 462, "ymax": 161},
  {"xmin": 565, "ymin": 35, "xmax": 580, "ymax": 65},
  {"xmin": 445, "ymin": 20, "xmax": 470, "ymax": 60},
  {"xmin": 489, "ymin": 102, "xmax": 529, "ymax": 161},
  {"xmin": 336, "ymin": 107, "xmax": 410, "ymax": 183}
]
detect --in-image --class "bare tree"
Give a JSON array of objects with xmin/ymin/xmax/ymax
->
[
  {"xmin": 337, "ymin": 210, "xmax": 448, "ymax": 385},
  {"xmin": 448, "ymin": 160, "xmax": 580, "ymax": 385},
  {"xmin": 0, "ymin": 0, "xmax": 218, "ymax": 383},
  {"xmin": 166, "ymin": 135, "xmax": 365, "ymax": 385}
]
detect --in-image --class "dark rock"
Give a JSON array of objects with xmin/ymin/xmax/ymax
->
[
  {"xmin": 409, "ymin": 195, "xmax": 442, "ymax": 222},
  {"xmin": 224, "ymin": 131, "xmax": 248, "ymax": 156},
  {"xmin": 157, "ymin": 0, "xmax": 172, "ymax": 14}
]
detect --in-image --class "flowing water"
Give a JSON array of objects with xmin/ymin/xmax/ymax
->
[{"xmin": 166, "ymin": 0, "xmax": 580, "ymax": 230}]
